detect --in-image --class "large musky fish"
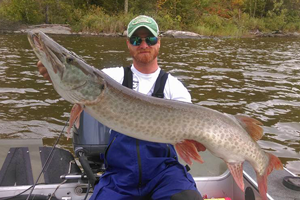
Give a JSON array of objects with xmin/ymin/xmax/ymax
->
[{"xmin": 28, "ymin": 31, "xmax": 283, "ymax": 200}]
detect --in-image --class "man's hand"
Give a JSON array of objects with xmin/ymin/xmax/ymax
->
[{"xmin": 37, "ymin": 61, "xmax": 52, "ymax": 82}]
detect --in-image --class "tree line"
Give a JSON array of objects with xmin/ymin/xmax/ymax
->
[{"xmin": 0, "ymin": 0, "xmax": 299, "ymax": 36}]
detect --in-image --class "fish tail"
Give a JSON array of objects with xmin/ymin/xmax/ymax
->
[
  {"xmin": 256, "ymin": 153, "xmax": 283, "ymax": 200},
  {"xmin": 175, "ymin": 140, "xmax": 206, "ymax": 165}
]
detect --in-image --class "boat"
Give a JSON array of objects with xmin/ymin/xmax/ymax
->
[
  {"xmin": 0, "ymin": 140, "xmax": 299, "ymax": 200},
  {"xmin": 0, "ymin": 115, "xmax": 299, "ymax": 200}
]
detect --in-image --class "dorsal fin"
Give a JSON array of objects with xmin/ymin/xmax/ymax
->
[{"xmin": 234, "ymin": 115, "xmax": 263, "ymax": 141}]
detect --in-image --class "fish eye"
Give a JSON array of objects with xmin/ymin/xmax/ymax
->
[{"xmin": 66, "ymin": 56, "xmax": 74, "ymax": 63}]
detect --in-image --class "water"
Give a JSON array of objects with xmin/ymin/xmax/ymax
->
[{"xmin": 0, "ymin": 33, "xmax": 299, "ymax": 175}]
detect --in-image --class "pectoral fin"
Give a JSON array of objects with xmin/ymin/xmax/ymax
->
[{"xmin": 67, "ymin": 104, "xmax": 83, "ymax": 139}]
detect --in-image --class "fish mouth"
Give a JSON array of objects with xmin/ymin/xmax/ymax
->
[
  {"xmin": 28, "ymin": 32, "xmax": 47, "ymax": 59},
  {"xmin": 28, "ymin": 32, "xmax": 42, "ymax": 50},
  {"xmin": 27, "ymin": 31, "xmax": 104, "ymax": 104},
  {"xmin": 28, "ymin": 31, "xmax": 66, "ymax": 75}
]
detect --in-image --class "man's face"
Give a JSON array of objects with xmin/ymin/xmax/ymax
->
[{"xmin": 127, "ymin": 27, "xmax": 160, "ymax": 64}]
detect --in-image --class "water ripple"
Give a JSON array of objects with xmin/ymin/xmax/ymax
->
[{"xmin": 0, "ymin": 34, "xmax": 299, "ymax": 175}]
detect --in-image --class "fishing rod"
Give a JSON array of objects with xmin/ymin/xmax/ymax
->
[
  {"xmin": 25, "ymin": 118, "xmax": 69, "ymax": 200},
  {"xmin": 0, "ymin": 119, "xmax": 69, "ymax": 200}
]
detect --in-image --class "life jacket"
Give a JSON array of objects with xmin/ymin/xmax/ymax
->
[{"xmin": 104, "ymin": 66, "xmax": 179, "ymax": 187}]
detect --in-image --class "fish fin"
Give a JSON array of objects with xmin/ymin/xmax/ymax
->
[
  {"xmin": 75, "ymin": 114, "xmax": 81, "ymax": 129},
  {"xmin": 226, "ymin": 162, "xmax": 245, "ymax": 192},
  {"xmin": 175, "ymin": 140, "xmax": 205, "ymax": 165},
  {"xmin": 67, "ymin": 104, "xmax": 83, "ymax": 140},
  {"xmin": 256, "ymin": 153, "xmax": 283, "ymax": 200},
  {"xmin": 186, "ymin": 139, "xmax": 206, "ymax": 152},
  {"xmin": 234, "ymin": 115, "xmax": 263, "ymax": 141}
]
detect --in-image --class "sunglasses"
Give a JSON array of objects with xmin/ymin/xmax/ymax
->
[{"xmin": 129, "ymin": 36, "xmax": 158, "ymax": 46}]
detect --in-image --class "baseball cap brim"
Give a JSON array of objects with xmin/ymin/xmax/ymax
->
[{"xmin": 128, "ymin": 25, "xmax": 158, "ymax": 37}]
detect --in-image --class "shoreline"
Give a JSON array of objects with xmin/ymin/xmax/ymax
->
[{"xmin": 1, "ymin": 23, "xmax": 300, "ymax": 39}]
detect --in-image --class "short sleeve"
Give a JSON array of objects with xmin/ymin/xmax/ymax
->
[
  {"xmin": 164, "ymin": 74, "xmax": 191, "ymax": 103},
  {"xmin": 101, "ymin": 67, "xmax": 124, "ymax": 84}
]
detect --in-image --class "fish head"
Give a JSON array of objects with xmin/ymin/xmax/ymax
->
[{"xmin": 28, "ymin": 31, "xmax": 104, "ymax": 104}]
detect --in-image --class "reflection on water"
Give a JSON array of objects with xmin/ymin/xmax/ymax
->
[{"xmin": 0, "ymin": 33, "xmax": 299, "ymax": 175}]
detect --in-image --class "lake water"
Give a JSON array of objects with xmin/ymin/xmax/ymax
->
[{"xmin": 0, "ymin": 33, "xmax": 299, "ymax": 175}]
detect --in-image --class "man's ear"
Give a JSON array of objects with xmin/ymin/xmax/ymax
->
[
  {"xmin": 126, "ymin": 39, "xmax": 130, "ymax": 48},
  {"xmin": 157, "ymin": 38, "xmax": 161, "ymax": 48}
]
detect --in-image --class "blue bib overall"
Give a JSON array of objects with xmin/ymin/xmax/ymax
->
[{"xmin": 90, "ymin": 67, "xmax": 202, "ymax": 200}]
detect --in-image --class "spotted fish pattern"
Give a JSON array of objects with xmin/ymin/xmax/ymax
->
[{"xmin": 28, "ymin": 31, "xmax": 283, "ymax": 200}]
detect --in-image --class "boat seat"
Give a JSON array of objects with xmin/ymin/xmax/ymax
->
[
  {"xmin": 0, "ymin": 140, "xmax": 82, "ymax": 186},
  {"xmin": 0, "ymin": 147, "xmax": 34, "ymax": 186},
  {"xmin": 39, "ymin": 147, "xmax": 82, "ymax": 184}
]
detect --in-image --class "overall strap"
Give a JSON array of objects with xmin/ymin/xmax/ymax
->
[
  {"xmin": 122, "ymin": 66, "xmax": 169, "ymax": 98},
  {"xmin": 152, "ymin": 69, "xmax": 168, "ymax": 98},
  {"xmin": 122, "ymin": 66, "xmax": 133, "ymax": 89}
]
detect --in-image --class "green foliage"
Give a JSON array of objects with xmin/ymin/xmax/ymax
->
[
  {"xmin": 156, "ymin": 0, "xmax": 203, "ymax": 26},
  {"xmin": 191, "ymin": 14, "xmax": 245, "ymax": 37},
  {"xmin": 264, "ymin": 8, "xmax": 287, "ymax": 31},
  {"xmin": 155, "ymin": 14, "xmax": 182, "ymax": 31},
  {"xmin": 73, "ymin": 6, "xmax": 134, "ymax": 34},
  {"xmin": 240, "ymin": 13, "xmax": 266, "ymax": 32},
  {"xmin": 0, "ymin": 0, "xmax": 299, "ymax": 36},
  {"xmin": 77, "ymin": 6, "xmax": 108, "ymax": 33},
  {"xmin": 284, "ymin": 12, "xmax": 300, "ymax": 32},
  {"xmin": 127, "ymin": 0, "xmax": 157, "ymax": 14},
  {"xmin": 0, "ymin": 0, "xmax": 43, "ymax": 23},
  {"xmin": 37, "ymin": 0, "xmax": 81, "ymax": 24}
]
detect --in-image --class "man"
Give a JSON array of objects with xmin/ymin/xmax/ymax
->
[{"xmin": 37, "ymin": 15, "xmax": 203, "ymax": 200}]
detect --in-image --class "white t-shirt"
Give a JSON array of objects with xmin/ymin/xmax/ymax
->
[{"xmin": 102, "ymin": 65, "xmax": 191, "ymax": 103}]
